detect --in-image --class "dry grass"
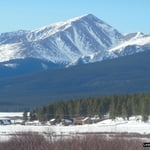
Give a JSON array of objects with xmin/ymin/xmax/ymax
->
[{"xmin": 0, "ymin": 132, "xmax": 149, "ymax": 150}]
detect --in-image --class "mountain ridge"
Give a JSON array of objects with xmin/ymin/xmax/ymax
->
[
  {"xmin": 0, "ymin": 14, "xmax": 150, "ymax": 78},
  {"xmin": 0, "ymin": 14, "xmax": 122, "ymax": 64}
]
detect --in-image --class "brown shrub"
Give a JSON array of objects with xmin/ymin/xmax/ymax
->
[{"xmin": 0, "ymin": 132, "xmax": 148, "ymax": 150}]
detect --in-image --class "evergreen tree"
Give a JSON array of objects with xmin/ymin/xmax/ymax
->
[
  {"xmin": 37, "ymin": 106, "xmax": 48, "ymax": 121},
  {"xmin": 141, "ymin": 99, "xmax": 149, "ymax": 122},
  {"xmin": 121, "ymin": 102, "xmax": 127, "ymax": 119},
  {"xmin": 47, "ymin": 104, "xmax": 55, "ymax": 119},
  {"xmin": 29, "ymin": 110, "xmax": 37, "ymax": 121},
  {"xmin": 23, "ymin": 111, "xmax": 28, "ymax": 122},
  {"xmin": 126, "ymin": 99, "xmax": 132, "ymax": 120},
  {"xmin": 80, "ymin": 100, "xmax": 88, "ymax": 117},
  {"xmin": 116, "ymin": 98, "xmax": 122, "ymax": 116},
  {"xmin": 98, "ymin": 100, "xmax": 104, "ymax": 119},
  {"xmin": 74, "ymin": 100, "xmax": 80, "ymax": 117},
  {"xmin": 131, "ymin": 98, "xmax": 138, "ymax": 116},
  {"xmin": 109, "ymin": 100, "xmax": 116, "ymax": 120},
  {"xmin": 55, "ymin": 102, "xmax": 64, "ymax": 119}
]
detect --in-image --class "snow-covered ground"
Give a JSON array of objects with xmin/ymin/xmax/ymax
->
[
  {"xmin": 0, "ymin": 113, "xmax": 149, "ymax": 141},
  {"xmin": 0, "ymin": 112, "xmax": 23, "ymax": 118}
]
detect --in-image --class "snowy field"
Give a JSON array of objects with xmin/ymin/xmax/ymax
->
[
  {"xmin": 0, "ymin": 112, "xmax": 23, "ymax": 118},
  {"xmin": 0, "ymin": 112, "xmax": 150, "ymax": 141}
]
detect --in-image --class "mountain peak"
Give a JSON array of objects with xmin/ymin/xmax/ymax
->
[
  {"xmin": 0, "ymin": 14, "xmax": 149, "ymax": 76},
  {"xmin": 33, "ymin": 14, "xmax": 99, "ymax": 32},
  {"xmin": 0, "ymin": 14, "xmax": 124, "ymax": 64},
  {"xmin": 65, "ymin": 14, "xmax": 104, "ymax": 24},
  {"xmin": 50, "ymin": 14, "xmax": 97, "ymax": 27},
  {"xmin": 30, "ymin": 13, "xmax": 121, "ymax": 41},
  {"xmin": 67, "ymin": 13, "xmax": 95, "ymax": 21},
  {"xmin": 79, "ymin": 13, "xmax": 99, "ymax": 19}
]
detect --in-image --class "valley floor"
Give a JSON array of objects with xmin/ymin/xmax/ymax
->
[{"xmin": 0, "ymin": 112, "xmax": 149, "ymax": 142}]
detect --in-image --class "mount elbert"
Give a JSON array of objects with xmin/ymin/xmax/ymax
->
[
  {"xmin": 0, "ymin": 14, "xmax": 150, "ymax": 73},
  {"xmin": 0, "ymin": 14, "xmax": 150, "ymax": 110}
]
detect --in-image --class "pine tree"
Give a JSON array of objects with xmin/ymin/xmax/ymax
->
[
  {"xmin": 126, "ymin": 99, "xmax": 132, "ymax": 120},
  {"xmin": 141, "ymin": 99, "xmax": 149, "ymax": 122},
  {"xmin": 80, "ymin": 100, "xmax": 87, "ymax": 117},
  {"xmin": 121, "ymin": 103, "xmax": 127, "ymax": 119},
  {"xmin": 109, "ymin": 100, "xmax": 116, "ymax": 120},
  {"xmin": 29, "ymin": 111, "xmax": 37, "ymax": 121},
  {"xmin": 116, "ymin": 98, "xmax": 122, "ymax": 116},
  {"xmin": 37, "ymin": 107, "xmax": 47, "ymax": 122},
  {"xmin": 23, "ymin": 111, "xmax": 28, "ymax": 122},
  {"xmin": 67, "ymin": 101, "xmax": 75, "ymax": 118},
  {"xmin": 74, "ymin": 100, "xmax": 80, "ymax": 117},
  {"xmin": 98, "ymin": 100, "xmax": 104, "ymax": 119}
]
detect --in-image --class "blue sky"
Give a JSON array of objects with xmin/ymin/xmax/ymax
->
[{"xmin": 0, "ymin": 0, "xmax": 149, "ymax": 34}]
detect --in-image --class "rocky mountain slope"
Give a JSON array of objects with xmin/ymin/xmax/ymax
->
[
  {"xmin": 0, "ymin": 14, "xmax": 150, "ymax": 77},
  {"xmin": 0, "ymin": 14, "xmax": 122, "ymax": 65}
]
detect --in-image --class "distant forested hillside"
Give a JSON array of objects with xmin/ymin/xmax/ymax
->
[{"xmin": 0, "ymin": 50, "xmax": 150, "ymax": 111}]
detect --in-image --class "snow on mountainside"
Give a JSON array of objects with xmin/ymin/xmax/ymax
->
[
  {"xmin": 74, "ymin": 32, "xmax": 150, "ymax": 65},
  {"xmin": 0, "ymin": 14, "xmax": 122, "ymax": 65},
  {"xmin": 0, "ymin": 14, "xmax": 150, "ymax": 68},
  {"xmin": 71, "ymin": 32, "xmax": 150, "ymax": 65},
  {"xmin": 109, "ymin": 32, "xmax": 150, "ymax": 56},
  {"xmin": 0, "ymin": 30, "xmax": 29, "ymax": 44}
]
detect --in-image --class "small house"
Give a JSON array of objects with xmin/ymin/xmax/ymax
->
[
  {"xmin": 73, "ymin": 119, "xmax": 84, "ymax": 125},
  {"xmin": 73, "ymin": 117, "xmax": 91, "ymax": 125},
  {"xmin": 50, "ymin": 118, "xmax": 56, "ymax": 125},
  {"xmin": 61, "ymin": 119, "xmax": 73, "ymax": 126},
  {"xmin": 91, "ymin": 115, "xmax": 100, "ymax": 123}
]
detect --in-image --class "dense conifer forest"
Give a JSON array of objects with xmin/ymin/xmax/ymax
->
[
  {"xmin": 1, "ymin": 50, "xmax": 150, "ymax": 112},
  {"xmin": 29, "ymin": 93, "xmax": 150, "ymax": 122}
]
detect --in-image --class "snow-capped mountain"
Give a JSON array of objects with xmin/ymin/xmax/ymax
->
[
  {"xmin": 0, "ymin": 14, "xmax": 122, "ymax": 65},
  {"xmin": 0, "ymin": 14, "xmax": 150, "ymax": 70}
]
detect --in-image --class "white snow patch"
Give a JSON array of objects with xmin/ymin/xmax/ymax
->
[
  {"xmin": 0, "ymin": 112, "xmax": 23, "ymax": 118},
  {"xmin": 3, "ymin": 63, "xmax": 18, "ymax": 68},
  {"xmin": 109, "ymin": 35, "xmax": 150, "ymax": 53},
  {"xmin": 41, "ymin": 63, "xmax": 48, "ymax": 69},
  {"xmin": 0, "ymin": 43, "xmax": 25, "ymax": 62}
]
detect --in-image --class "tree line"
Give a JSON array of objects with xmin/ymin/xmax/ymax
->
[{"xmin": 27, "ymin": 93, "xmax": 150, "ymax": 122}]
